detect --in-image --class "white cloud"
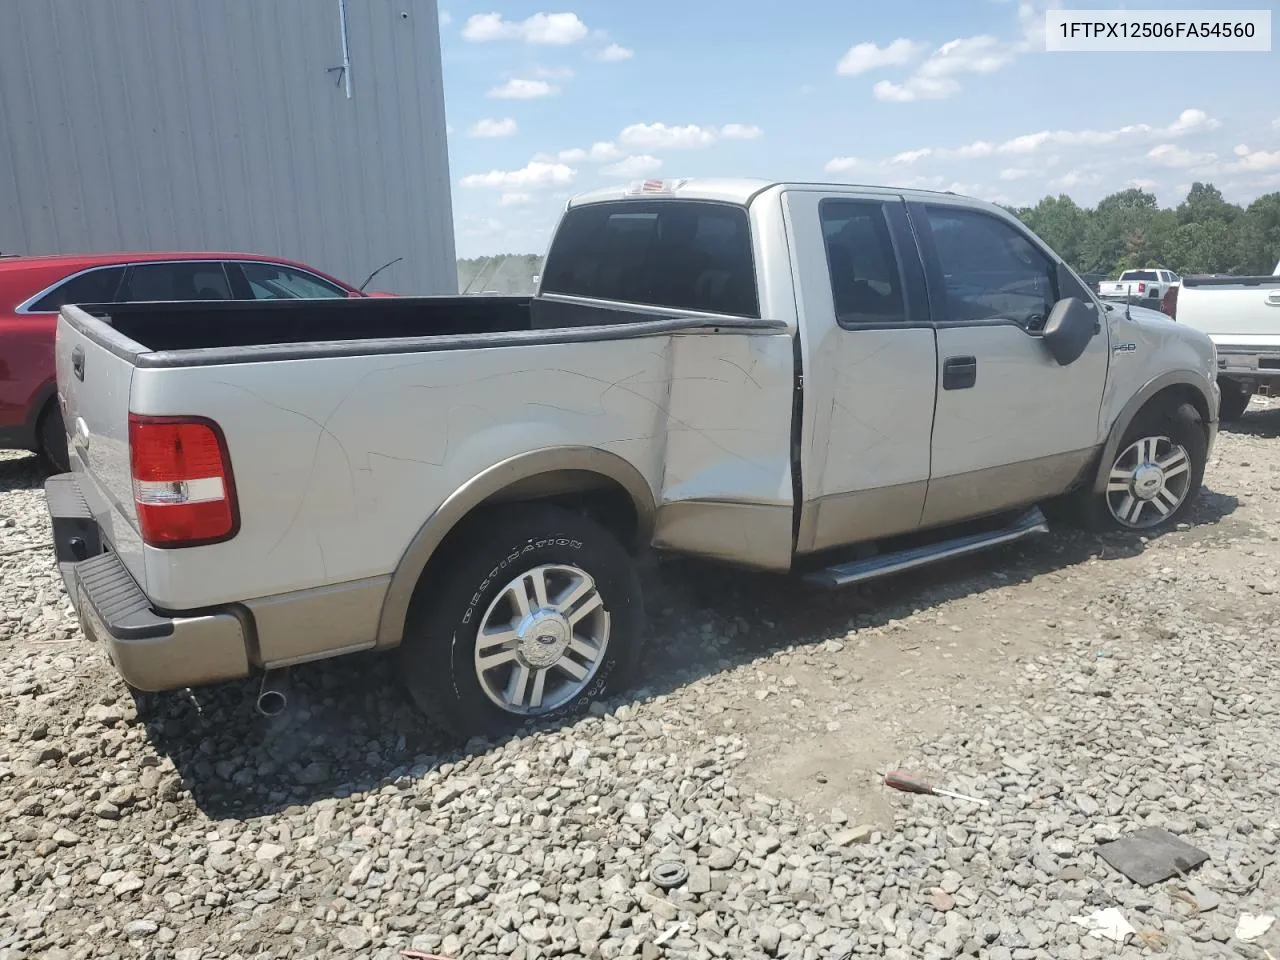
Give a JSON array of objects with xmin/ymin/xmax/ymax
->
[
  {"xmin": 1146, "ymin": 144, "xmax": 1218, "ymax": 169},
  {"xmin": 874, "ymin": 34, "xmax": 1015, "ymax": 102},
  {"xmin": 868, "ymin": 1, "xmax": 1060, "ymax": 103},
  {"xmin": 603, "ymin": 155, "xmax": 663, "ymax": 178},
  {"xmin": 1049, "ymin": 169, "xmax": 1100, "ymax": 189},
  {"xmin": 487, "ymin": 78, "xmax": 558, "ymax": 99},
  {"xmin": 1166, "ymin": 108, "xmax": 1221, "ymax": 135},
  {"xmin": 836, "ymin": 39, "xmax": 926, "ymax": 76},
  {"xmin": 1228, "ymin": 145, "xmax": 1280, "ymax": 173},
  {"xmin": 617, "ymin": 122, "xmax": 763, "ymax": 150},
  {"xmin": 890, "ymin": 148, "xmax": 934, "ymax": 165},
  {"xmin": 824, "ymin": 157, "xmax": 866, "ymax": 174},
  {"xmin": 439, "ymin": 10, "xmax": 453, "ymax": 27},
  {"xmin": 468, "ymin": 117, "xmax": 518, "ymax": 138},
  {"xmin": 880, "ymin": 109, "xmax": 1223, "ymax": 168},
  {"xmin": 1126, "ymin": 178, "xmax": 1159, "ymax": 190},
  {"xmin": 620, "ymin": 122, "xmax": 718, "ymax": 150},
  {"xmin": 533, "ymin": 65, "xmax": 575, "ymax": 79},
  {"xmin": 554, "ymin": 141, "xmax": 622, "ymax": 163},
  {"xmin": 499, "ymin": 192, "xmax": 534, "ymax": 206},
  {"xmin": 999, "ymin": 168, "xmax": 1031, "ymax": 181},
  {"xmin": 462, "ymin": 12, "xmax": 589, "ymax": 45},
  {"xmin": 592, "ymin": 43, "xmax": 634, "ymax": 62},
  {"xmin": 460, "ymin": 161, "xmax": 577, "ymax": 190}
]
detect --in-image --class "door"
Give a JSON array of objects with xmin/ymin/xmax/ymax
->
[
  {"xmin": 911, "ymin": 202, "xmax": 1109, "ymax": 528},
  {"xmin": 785, "ymin": 190, "xmax": 938, "ymax": 553}
]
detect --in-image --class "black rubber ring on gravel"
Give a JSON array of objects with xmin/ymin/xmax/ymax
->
[{"xmin": 649, "ymin": 860, "xmax": 689, "ymax": 890}]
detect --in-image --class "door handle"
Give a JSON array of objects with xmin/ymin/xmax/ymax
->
[
  {"xmin": 71, "ymin": 346, "xmax": 85, "ymax": 382},
  {"xmin": 1266, "ymin": 292, "xmax": 1280, "ymax": 306},
  {"xmin": 942, "ymin": 355, "xmax": 977, "ymax": 390}
]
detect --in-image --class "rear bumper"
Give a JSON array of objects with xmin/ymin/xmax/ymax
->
[
  {"xmin": 45, "ymin": 473, "xmax": 251, "ymax": 692},
  {"xmin": 1215, "ymin": 347, "xmax": 1280, "ymax": 385}
]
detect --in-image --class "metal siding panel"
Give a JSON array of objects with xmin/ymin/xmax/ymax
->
[{"xmin": 0, "ymin": 0, "xmax": 455, "ymax": 292}]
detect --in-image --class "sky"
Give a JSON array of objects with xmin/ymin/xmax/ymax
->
[{"xmin": 438, "ymin": 0, "xmax": 1279, "ymax": 258}]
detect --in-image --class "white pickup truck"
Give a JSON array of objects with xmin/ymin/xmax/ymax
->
[
  {"xmin": 47, "ymin": 178, "xmax": 1219, "ymax": 738},
  {"xmin": 1098, "ymin": 268, "xmax": 1181, "ymax": 304},
  {"xmin": 1167, "ymin": 260, "xmax": 1280, "ymax": 420}
]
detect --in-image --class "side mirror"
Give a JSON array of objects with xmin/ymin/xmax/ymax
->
[{"xmin": 1041, "ymin": 297, "xmax": 1096, "ymax": 366}]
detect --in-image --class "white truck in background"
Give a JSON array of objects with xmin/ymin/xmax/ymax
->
[
  {"xmin": 1166, "ymin": 260, "xmax": 1280, "ymax": 420},
  {"xmin": 1098, "ymin": 268, "xmax": 1181, "ymax": 304},
  {"xmin": 47, "ymin": 178, "xmax": 1220, "ymax": 738}
]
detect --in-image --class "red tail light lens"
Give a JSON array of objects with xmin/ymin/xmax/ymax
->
[
  {"xmin": 128, "ymin": 414, "xmax": 238, "ymax": 547},
  {"xmin": 1137, "ymin": 282, "xmax": 1146, "ymax": 293},
  {"xmin": 1161, "ymin": 286, "xmax": 1179, "ymax": 319}
]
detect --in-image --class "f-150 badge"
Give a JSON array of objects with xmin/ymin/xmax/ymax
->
[{"xmin": 1113, "ymin": 342, "xmax": 1137, "ymax": 355}]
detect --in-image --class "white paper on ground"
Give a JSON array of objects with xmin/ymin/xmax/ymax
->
[
  {"xmin": 1235, "ymin": 914, "xmax": 1275, "ymax": 942},
  {"xmin": 1069, "ymin": 908, "xmax": 1137, "ymax": 943}
]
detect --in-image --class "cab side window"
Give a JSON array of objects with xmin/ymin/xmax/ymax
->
[
  {"xmin": 819, "ymin": 199, "xmax": 907, "ymax": 327},
  {"xmin": 924, "ymin": 206, "xmax": 1057, "ymax": 330},
  {"xmin": 28, "ymin": 267, "xmax": 126, "ymax": 312}
]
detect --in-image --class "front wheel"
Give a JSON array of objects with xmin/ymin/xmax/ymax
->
[
  {"xmin": 400, "ymin": 504, "xmax": 644, "ymax": 738},
  {"xmin": 1080, "ymin": 401, "xmax": 1206, "ymax": 532}
]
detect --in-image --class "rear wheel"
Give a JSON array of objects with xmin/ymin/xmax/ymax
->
[
  {"xmin": 400, "ymin": 503, "xmax": 644, "ymax": 738},
  {"xmin": 1076, "ymin": 401, "xmax": 1206, "ymax": 533},
  {"xmin": 38, "ymin": 402, "xmax": 69, "ymax": 472},
  {"xmin": 1217, "ymin": 378, "xmax": 1253, "ymax": 423}
]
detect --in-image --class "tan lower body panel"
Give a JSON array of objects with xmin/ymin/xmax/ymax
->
[
  {"xmin": 652, "ymin": 499, "xmax": 794, "ymax": 571},
  {"xmin": 921, "ymin": 447, "xmax": 1097, "ymax": 529},
  {"xmin": 798, "ymin": 480, "xmax": 928, "ymax": 554},
  {"xmin": 244, "ymin": 575, "xmax": 391, "ymax": 667}
]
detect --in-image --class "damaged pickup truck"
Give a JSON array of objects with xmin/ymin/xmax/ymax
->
[{"xmin": 47, "ymin": 179, "xmax": 1220, "ymax": 737}]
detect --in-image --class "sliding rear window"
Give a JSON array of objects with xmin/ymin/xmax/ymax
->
[{"xmin": 541, "ymin": 200, "xmax": 759, "ymax": 318}]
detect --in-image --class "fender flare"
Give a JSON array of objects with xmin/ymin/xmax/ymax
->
[
  {"xmin": 374, "ymin": 446, "xmax": 656, "ymax": 648},
  {"xmin": 1090, "ymin": 370, "xmax": 1216, "ymax": 495}
]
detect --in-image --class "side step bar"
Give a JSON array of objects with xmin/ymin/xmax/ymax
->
[{"xmin": 803, "ymin": 507, "xmax": 1050, "ymax": 589}]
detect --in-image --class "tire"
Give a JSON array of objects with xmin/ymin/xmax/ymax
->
[
  {"xmin": 400, "ymin": 503, "xmax": 644, "ymax": 738},
  {"xmin": 37, "ymin": 402, "xmax": 69, "ymax": 473},
  {"xmin": 1076, "ymin": 401, "xmax": 1207, "ymax": 533},
  {"xmin": 1217, "ymin": 379, "xmax": 1253, "ymax": 423}
]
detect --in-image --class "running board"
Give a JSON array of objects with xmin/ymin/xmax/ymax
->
[{"xmin": 803, "ymin": 507, "xmax": 1050, "ymax": 589}]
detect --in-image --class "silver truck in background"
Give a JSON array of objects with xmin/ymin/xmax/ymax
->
[
  {"xmin": 1166, "ymin": 260, "xmax": 1280, "ymax": 420},
  {"xmin": 47, "ymin": 178, "xmax": 1220, "ymax": 738}
]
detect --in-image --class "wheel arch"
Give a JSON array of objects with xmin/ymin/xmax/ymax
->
[
  {"xmin": 1091, "ymin": 371, "xmax": 1215, "ymax": 496},
  {"xmin": 375, "ymin": 446, "xmax": 656, "ymax": 648}
]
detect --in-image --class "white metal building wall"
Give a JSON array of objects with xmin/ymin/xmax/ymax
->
[{"xmin": 0, "ymin": 0, "xmax": 456, "ymax": 294}]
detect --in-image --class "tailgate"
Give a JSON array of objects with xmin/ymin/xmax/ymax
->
[{"xmin": 55, "ymin": 306, "xmax": 148, "ymax": 588}]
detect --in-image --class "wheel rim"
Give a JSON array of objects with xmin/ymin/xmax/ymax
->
[
  {"xmin": 1106, "ymin": 435, "xmax": 1192, "ymax": 529},
  {"xmin": 474, "ymin": 563, "xmax": 610, "ymax": 716}
]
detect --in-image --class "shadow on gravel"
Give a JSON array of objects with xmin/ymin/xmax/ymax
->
[
  {"xmin": 1221, "ymin": 404, "xmax": 1280, "ymax": 439},
  {"xmin": 136, "ymin": 484, "xmax": 1238, "ymax": 823},
  {"xmin": 0, "ymin": 452, "xmax": 48, "ymax": 494}
]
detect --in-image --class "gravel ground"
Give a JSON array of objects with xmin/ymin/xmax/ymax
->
[{"xmin": 2, "ymin": 397, "xmax": 1278, "ymax": 960}]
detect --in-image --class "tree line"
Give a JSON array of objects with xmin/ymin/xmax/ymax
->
[
  {"xmin": 455, "ymin": 182, "xmax": 1280, "ymax": 290},
  {"xmin": 1011, "ymin": 182, "xmax": 1280, "ymax": 278}
]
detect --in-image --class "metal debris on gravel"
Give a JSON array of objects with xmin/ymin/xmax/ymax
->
[{"xmin": 1, "ymin": 397, "xmax": 1279, "ymax": 960}]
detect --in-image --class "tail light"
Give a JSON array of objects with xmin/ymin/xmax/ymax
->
[
  {"xmin": 1161, "ymin": 286, "xmax": 1179, "ymax": 319},
  {"xmin": 128, "ymin": 414, "xmax": 238, "ymax": 547},
  {"xmin": 1137, "ymin": 282, "xmax": 1146, "ymax": 293}
]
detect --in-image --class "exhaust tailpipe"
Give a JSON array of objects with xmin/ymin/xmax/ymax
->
[{"xmin": 256, "ymin": 668, "xmax": 289, "ymax": 717}]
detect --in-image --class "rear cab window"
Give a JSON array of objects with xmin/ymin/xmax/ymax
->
[{"xmin": 540, "ymin": 200, "xmax": 760, "ymax": 317}]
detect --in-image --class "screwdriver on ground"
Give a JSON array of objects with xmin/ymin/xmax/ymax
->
[{"xmin": 884, "ymin": 769, "xmax": 989, "ymax": 806}]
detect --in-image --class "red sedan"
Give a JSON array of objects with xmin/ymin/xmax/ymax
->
[{"xmin": 0, "ymin": 251, "xmax": 374, "ymax": 469}]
